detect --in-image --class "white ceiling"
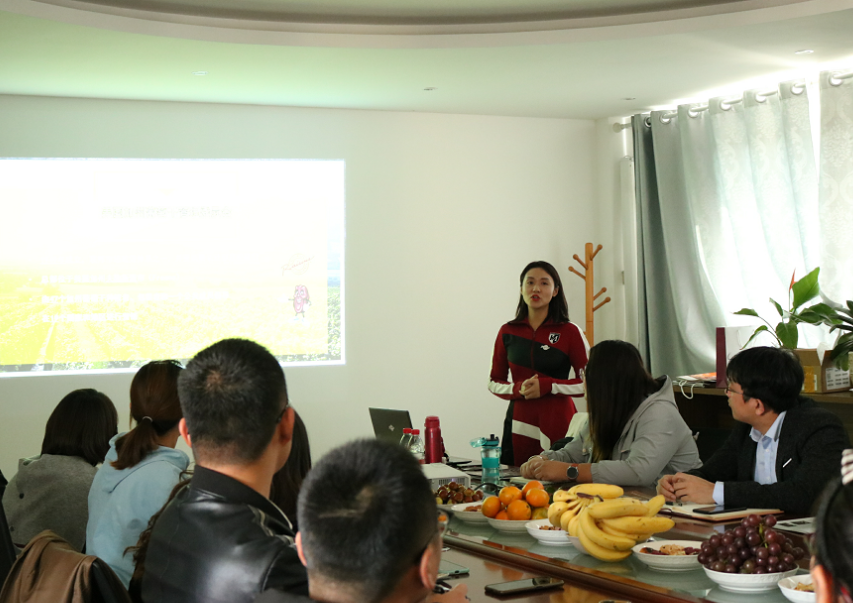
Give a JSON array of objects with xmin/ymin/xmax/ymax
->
[{"xmin": 1, "ymin": 0, "xmax": 852, "ymax": 119}]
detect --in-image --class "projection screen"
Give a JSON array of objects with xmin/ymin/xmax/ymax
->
[{"xmin": 0, "ymin": 158, "xmax": 345, "ymax": 375}]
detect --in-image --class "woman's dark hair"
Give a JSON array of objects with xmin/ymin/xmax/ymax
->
[
  {"xmin": 42, "ymin": 389, "xmax": 118, "ymax": 466},
  {"xmin": 270, "ymin": 411, "xmax": 312, "ymax": 526},
  {"xmin": 585, "ymin": 340, "xmax": 660, "ymax": 463},
  {"xmin": 112, "ymin": 360, "xmax": 183, "ymax": 471},
  {"xmin": 514, "ymin": 261, "xmax": 570, "ymax": 324},
  {"xmin": 814, "ymin": 477, "xmax": 853, "ymax": 603}
]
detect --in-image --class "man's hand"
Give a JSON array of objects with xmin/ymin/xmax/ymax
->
[
  {"xmin": 520, "ymin": 375, "xmax": 541, "ymax": 399},
  {"xmin": 429, "ymin": 583, "xmax": 468, "ymax": 603},
  {"xmin": 671, "ymin": 473, "xmax": 715, "ymax": 504},
  {"xmin": 657, "ymin": 474, "xmax": 677, "ymax": 501}
]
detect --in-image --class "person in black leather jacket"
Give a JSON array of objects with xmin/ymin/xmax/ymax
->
[
  {"xmin": 257, "ymin": 439, "xmax": 467, "ymax": 603},
  {"xmin": 139, "ymin": 338, "xmax": 309, "ymax": 603}
]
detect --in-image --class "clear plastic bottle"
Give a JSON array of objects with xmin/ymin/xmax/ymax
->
[
  {"xmin": 409, "ymin": 429, "xmax": 425, "ymax": 464},
  {"xmin": 398, "ymin": 427, "xmax": 413, "ymax": 450}
]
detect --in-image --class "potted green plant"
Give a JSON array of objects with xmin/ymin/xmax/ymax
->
[
  {"xmin": 733, "ymin": 267, "xmax": 834, "ymax": 349},
  {"xmin": 820, "ymin": 301, "xmax": 853, "ymax": 371}
]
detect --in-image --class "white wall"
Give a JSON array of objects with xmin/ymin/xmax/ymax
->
[{"xmin": 0, "ymin": 94, "xmax": 612, "ymax": 478}]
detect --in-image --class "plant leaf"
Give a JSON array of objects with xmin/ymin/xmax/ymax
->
[
  {"xmin": 776, "ymin": 321, "xmax": 799, "ymax": 349},
  {"xmin": 742, "ymin": 325, "xmax": 771, "ymax": 348},
  {"xmin": 797, "ymin": 308, "xmax": 825, "ymax": 325},
  {"xmin": 830, "ymin": 333, "xmax": 853, "ymax": 369},
  {"xmin": 734, "ymin": 308, "xmax": 760, "ymax": 317},
  {"xmin": 806, "ymin": 303, "xmax": 841, "ymax": 324},
  {"xmin": 791, "ymin": 267, "xmax": 820, "ymax": 310},
  {"xmin": 771, "ymin": 298, "xmax": 784, "ymax": 317}
]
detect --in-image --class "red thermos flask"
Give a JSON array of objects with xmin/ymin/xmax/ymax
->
[{"xmin": 424, "ymin": 416, "xmax": 444, "ymax": 464}]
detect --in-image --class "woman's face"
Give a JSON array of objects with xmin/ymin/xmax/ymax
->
[{"xmin": 521, "ymin": 268, "xmax": 557, "ymax": 312}]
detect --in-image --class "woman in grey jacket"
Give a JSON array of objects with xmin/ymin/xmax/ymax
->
[{"xmin": 521, "ymin": 340, "xmax": 701, "ymax": 487}]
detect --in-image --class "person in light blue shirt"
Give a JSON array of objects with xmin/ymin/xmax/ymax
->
[
  {"xmin": 658, "ymin": 347, "xmax": 850, "ymax": 515},
  {"xmin": 87, "ymin": 360, "xmax": 189, "ymax": 587}
]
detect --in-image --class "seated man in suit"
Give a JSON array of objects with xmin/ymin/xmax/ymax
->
[
  {"xmin": 658, "ymin": 346, "xmax": 850, "ymax": 515},
  {"xmin": 140, "ymin": 338, "xmax": 308, "ymax": 603},
  {"xmin": 257, "ymin": 438, "xmax": 467, "ymax": 603}
]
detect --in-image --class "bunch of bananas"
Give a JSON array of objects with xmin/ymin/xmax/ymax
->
[{"xmin": 547, "ymin": 485, "xmax": 674, "ymax": 561}]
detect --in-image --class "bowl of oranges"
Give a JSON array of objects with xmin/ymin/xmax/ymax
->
[{"xmin": 482, "ymin": 482, "xmax": 551, "ymax": 532}]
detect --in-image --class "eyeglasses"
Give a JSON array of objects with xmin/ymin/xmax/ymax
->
[
  {"xmin": 725, "ymin": 385, "xmax": 750, "ymax": 400},
  {"xmin": 275, "ymin": 403, "xmax": 289, "ymax": 424}
]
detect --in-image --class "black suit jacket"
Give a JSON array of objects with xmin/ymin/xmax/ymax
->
[{"xmin": 687, "ymin": 397, "xmax": 850, "ymax": 515}]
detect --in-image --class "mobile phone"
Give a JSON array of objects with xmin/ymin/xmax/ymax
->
[
  {"xmin": 484, "ymin": 577, "xmax": 564, "ymax": 595},
  {"xmin": 693, "ymin": 505, "xmax": 748, "ymax": 515},
  {"xmin": 438, "ymin": 559, "xmax": 470, "ymax": 577}
]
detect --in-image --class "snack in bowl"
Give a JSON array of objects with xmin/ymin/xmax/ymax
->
[
  {"xmin": 450, "ymin": 502, "xmax": 489, "ymax": 524},
  {"xmin": 639, "ymin": 544, "xmax": 700, "ymax": 556},
  {"xmin": 778, "ymin": 574, "xmax": 817, "ymax": 603},
  {"xmin": 632, "ymin": 540, "xmax": 703, "ymax": 571},
  {"xmin": 525, "ymin": 518, "xmax": 572, "ymax": 545}
]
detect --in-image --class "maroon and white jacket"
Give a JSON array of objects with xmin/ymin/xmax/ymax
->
[{"xmin": 488, "ymin": 318, "xmax": 589, "ymax": 465}]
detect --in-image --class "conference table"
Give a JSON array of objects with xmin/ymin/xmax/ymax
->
[{"xmin": 440, "ymin": 501, "xmax": 809, "ymax": 603}]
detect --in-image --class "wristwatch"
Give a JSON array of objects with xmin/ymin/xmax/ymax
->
[{"xmin": 565, "ymin": 465, "xmax": 579, "ymax": 482}]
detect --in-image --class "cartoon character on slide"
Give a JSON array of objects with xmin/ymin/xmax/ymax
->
[{"xmin": 290, "ymin": 285, "xmax": 311, "ymax": 317}]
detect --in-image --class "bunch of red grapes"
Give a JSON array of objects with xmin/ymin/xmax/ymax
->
[{"xmin": 698, "ymin": 514, "xmax": 806, "ymax": 574}]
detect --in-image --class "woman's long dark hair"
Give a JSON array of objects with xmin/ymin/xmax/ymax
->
[
  {"xmin": 269, "ymin": 411, "xmax": 312, "ymax": 526},
  {"xmin": 814, "ymin": 477, "xmax": 853, "ymax": 603},
  {"xmin": 42, "ymin": 389, "xmax": 118, "ymax": 466},
  {"xmin": 585, "ymin": 340, "xmax": 659, "ymax": 463},
  {"xmin": 112, "ymin": 360, "xmax": 183, "ymax": 471},
  {"xmin": 513, "ymin": 260, "xmax": 570, "ymax": 324}
]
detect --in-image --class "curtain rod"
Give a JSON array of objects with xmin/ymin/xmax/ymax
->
[
  {"xmin": 654, "ymin": 83, "xmax": 807, "ymax": 125},
  {"xmin": 830, "ymin": 70, "xmax": 853, "ymax": 85}
]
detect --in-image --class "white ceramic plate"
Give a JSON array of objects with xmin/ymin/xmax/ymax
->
[
  {"xmin": 631, "ymin": 540, "xmax": 703, "ymax": 572},
  {"xmin": 778, "ymin": 575, "xmax": 817, "ymax": 603},
  {"xmin": 451, "ymin": 502, "xmax": 490, "ymax": 523},
  {"xmin": 525, "ymin": 519, "xmax": 571, "ymax": 546},
  {"xmin": 703, "ymin": 567, "xmax": 797, "ymax": 593},
  {"xmin": 487, "ymin": 517, "xmax": 531, "ymax": 532}
]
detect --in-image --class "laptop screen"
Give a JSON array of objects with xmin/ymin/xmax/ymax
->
[{"xmin": 369, "ymin": 408, "xmax": 413, "ymax": 444}]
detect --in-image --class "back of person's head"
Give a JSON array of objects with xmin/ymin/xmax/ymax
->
[
  {"xmin": 726, "ymin": 346, "xmax": 804, "ymax": 413},
  {"xmin": 298, "ymin": 439, "xmax": 436, "ymax": 603},
  {"xmin": 270, "ymin": 411, "xmax": 311, "ymax": 523},
  {"xmin": 112, "ymin": 360, "xmax": 183, "ymax": 471},
  {"xmin": 178, "ymin": 338, "xmax": 287, "ymax": 465},
  {"xmin": 514, "ymin": 260, "xmax": 570, "ymax": 323},
  {"xmin": 41, "ymin": 389, "xmax": 118, "ymax": 466},
  {"xmin": 585, "ymin": 340, "xmax": 659, "ymax": 462},
  {"xmin": 812, "ymin": 452, "xmax": 853, "ymax": 603}
]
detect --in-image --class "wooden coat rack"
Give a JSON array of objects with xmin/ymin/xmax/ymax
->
[{"xmin": 568, "ymin": 243, "xmax": 611, "ymax": 346}]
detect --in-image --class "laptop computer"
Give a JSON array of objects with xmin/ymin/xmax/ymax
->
[{"xmin": 369, "ymin": 408, "xmax": 413, "ymax": 444}]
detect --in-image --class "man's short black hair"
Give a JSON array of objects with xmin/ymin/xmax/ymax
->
[
  {"xmin": 726, "ymin": 346, "xmax": 804, "ymax": 413},
  {"xmin": 178, "ymin": 338, "xmax": 287, "ymax": 464},
  {"xmin": 297, "ymin": 439, "xmax": 437, "ymax": 603}
]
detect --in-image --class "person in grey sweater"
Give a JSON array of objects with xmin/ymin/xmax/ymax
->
[
  {"xmin": 521, "ymin": 340, "xmax": 701, "ymax": 487},
  {"xmin": 2, "ymin": 389, "xmax": 118, "ymax": 551}
]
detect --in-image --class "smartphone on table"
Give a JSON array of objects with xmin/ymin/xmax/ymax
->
[
  {"xmin": 484, "ymin": 577, "xmax": 564, "ymax": 595},
  {"xmin": 693, "ymin": 505, "xmax": 748, "ymax": 515}
]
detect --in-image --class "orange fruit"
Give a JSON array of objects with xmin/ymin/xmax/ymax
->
[
  {"xmin": 525, "ymin": 488, "xmax": 550, "ymax": 508},
  {"xmin": 495, "ymin": 510, "xmax": 509, "ymax": 520},
  {"xmin": 521, "ymin": 480, "xmax": 544, "ymax": 498},
  {"xmin": 507, "ymin": 500, "xmax": 532, "ymax": 521},
  {"xmin": 481, "ymin": 496, "xmax": 502, "ymax": 518},
  {"xmin": 498, "ymin": 486, "xmax": 523, "ymax": 507},
  {"xmin": 531, "ymin": 507, "xmax": 548, "ymax": 520}
]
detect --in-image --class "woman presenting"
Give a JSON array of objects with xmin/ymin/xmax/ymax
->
[
  {"xmin": 489, "ymin": 261, "xmax": 589, "ymax": 466},
  {"xmin": 521, "ymin": 340, "xmax": 701, "ymax": 486}
]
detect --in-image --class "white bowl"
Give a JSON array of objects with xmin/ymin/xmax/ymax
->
[
  {"xmin": 631, "ymin": 540, "xmax": 703, "ymax": 572},
  {"xmin": 703, "ymin": 567, "xmax": 797, "ymax": 593},
  {"xmin": 451, "ymin": 502, "xmax": 490, "ymax": 523},
  {"xmin": 778, "ymin": 575, "xmax": 817, "ymax": 603},
  {"xmin": 567, "ymin": 535, "xmax": 588, "ymax": 555},
  {"xmin": 525, "ymin": 519, "xmax": 572, "ymax": 546},
  {"xmin": 486, "ymin": 517, "xmax": 531, "ymax": 532}
]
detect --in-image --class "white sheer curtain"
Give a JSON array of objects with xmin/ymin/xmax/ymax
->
[
  {"xmin": 819, "ymin": 72, "xmax": 853, "ymax": 305},
  {"xmin": 632, "ymin": 78, "xmax": 837, "ymax": 375}
]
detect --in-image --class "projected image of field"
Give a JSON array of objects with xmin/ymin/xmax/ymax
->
[{"xmin": 0, "ymin": 159, "xmax": 344, "ymax": 374}]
